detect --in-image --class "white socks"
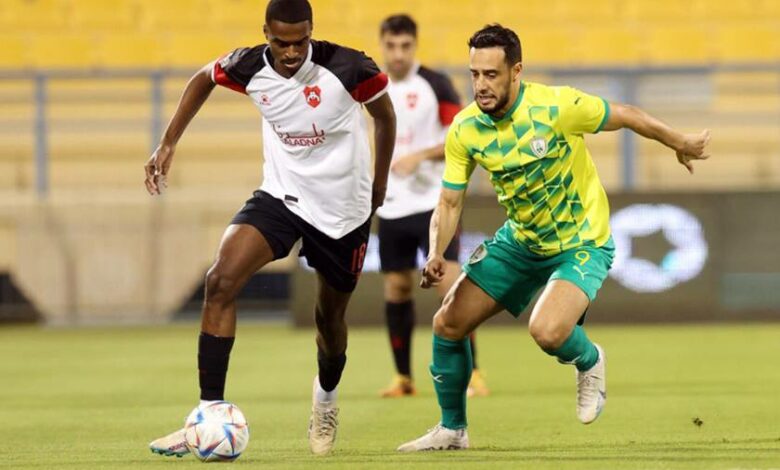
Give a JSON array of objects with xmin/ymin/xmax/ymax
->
[{"xmin": 198, "ymin": 380, "xmax": 338, "ymax": 408}]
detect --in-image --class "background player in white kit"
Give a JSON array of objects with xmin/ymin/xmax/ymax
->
[
  {"xmin": 376, "ymin": 15, "xmax": 488, "ymax": 398},
  {"xmin": 144, "ymin": 0, "xmax": 396, "ymax": 456}
]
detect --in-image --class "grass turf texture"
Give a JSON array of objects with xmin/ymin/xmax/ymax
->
[{"xmin": 1, "ymin": 323, "xmax": 779, "ymax": 469}]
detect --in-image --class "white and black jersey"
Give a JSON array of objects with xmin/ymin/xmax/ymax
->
[
  {"xmin": 376, "ymin": 63, "xmax": 461, "ymax": 220},
  {"xmin": 212, "ymin": 40, "xmax": 389, "ymax": 239}
]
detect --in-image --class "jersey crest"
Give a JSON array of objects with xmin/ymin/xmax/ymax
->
[
  {"xmin": 304, "ymin": 85, "xmax": 322, "ymax": 108},
  {"xmin": 406, "ymin": 92, "xmax": 418, "ymax": 110},
  {"xmin": 531, "ymin": 136, "xmax": 548, "ymax": 158}
]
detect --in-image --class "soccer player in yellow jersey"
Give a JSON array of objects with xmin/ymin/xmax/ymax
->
[{"xmin": 398, "ymin": 24, "xmax": 710, "ymax": 451}]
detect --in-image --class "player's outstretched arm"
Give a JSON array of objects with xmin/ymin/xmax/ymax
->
[
  {"xmin": 421, "ymin": 188, "xmax": 465, "ymax": 289},
  {"xmin": 602, "ymin": 103, "xmax": 711, "ymax": 174},
  {"xmin": 365, "ymin": 94, "xmax": 397, "ymax": 213},
  {"xmin": 390, "ymin": 144, "xmax": 445, "ymax": 177},
  {"xmin": 144, "ymin": 63, "xmax": 217, "ymax": 195}
]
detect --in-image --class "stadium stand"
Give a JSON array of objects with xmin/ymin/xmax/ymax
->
[
  {"xmin": 1, "ymin": 0, "xmax": 68, "ymax": 32},
  {"xmin": 68, "ymin": 0, "xmax": 138, "ymax": 31},
  {"xmin": 0, "ymin": 33, "xmax": 27, "ymax": 68},
  {"xmin": 0, "ymin": 0, "xmax": 778, "ymax": 193},
  {"xmin": 28, "ymin": 33, "xmax": 95, "ymax": 68},
  {"xmin": 136, "ymin": 0, "xmax": 211, "ymax": 32},
  {"xmin": 95, "ymin": 33, "xmax": 166, "ymax": 68},
  {"xmin": 1, "ymin": 0, "xmax": 778, "ymax": 67},
  {"xmin": 644, "ymin": 26, "xmax": 712, "ymax": 65}
]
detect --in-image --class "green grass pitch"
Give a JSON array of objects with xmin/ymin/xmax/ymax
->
[{"xmin": 1, "ymin": 323, "xmax": 779, "ymax": 469}]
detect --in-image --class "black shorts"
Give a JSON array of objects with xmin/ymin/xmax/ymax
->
[
  {"xmin": 231, "ymin": 190, "xmax": 371, "ymax": 293},
  {"xmin": 377, "ymin": 210, "xmax": 460, "ymax": 272}
]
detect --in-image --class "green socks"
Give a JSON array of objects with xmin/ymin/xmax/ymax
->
[
  {"xmin": 430, "ymin": 327, "xmax": 596, "ymax": 430},
  {"xmin": 546, "ymin": 325, "xmax": 599, "ymax": 371},
  {"xmin": 430, "ymin": 335, "xmax": 473, "ymax": 430}
]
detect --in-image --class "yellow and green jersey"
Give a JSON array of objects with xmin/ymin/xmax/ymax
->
[{"xmin": 443, "ymin": 81, "xmax": 612, "ymax": 255}]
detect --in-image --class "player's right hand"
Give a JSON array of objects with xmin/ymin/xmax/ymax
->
[
  {"xmin": 420, "ymin": 254, "xmax": 446, "ymax": 289},
  {"xmin": 145, "ymin": 144, "xmax": 175, "ymax": 195}
]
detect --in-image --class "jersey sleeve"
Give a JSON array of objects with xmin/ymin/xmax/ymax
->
[
  {"xmin": 557, "ymin": 86, "xmax": 611, "ymax": 135},
  {"xmin": 442, "ymin": 122, "xmax": 476, "ymax": 191},
  {"xmin": 418, "ymin": 67, "xmax": 461, "ymax": 127},
  {"xmin": 212, "ymin": 46, "xmax": 265, "ymax": 94},
  {"xmin": 348, "ymin": 52, "xmax": 389, "ymax": 104},
  {"xmin": 436, "ymin": 77, "xmax": 461, "ymax": 127},
  {"xmin": 311, "ymin": 41, "xmax": 389, "ymax": 104}
]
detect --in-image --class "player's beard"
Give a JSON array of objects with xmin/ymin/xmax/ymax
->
[{"xmin": 475, "ymin": 81, "xmax": 511, "ymax": 115}]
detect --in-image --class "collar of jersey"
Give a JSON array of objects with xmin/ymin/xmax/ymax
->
[
  {"xmin": 262, "ymin": 43, "xmax": 314, "ymax": 81},
  {"xmin": 481, "ymin": 81, "xmax": 525, "ymax": 125},
  {"xmin": 389, "ymin": 62, "xmax": 420, "ymax": 84}
]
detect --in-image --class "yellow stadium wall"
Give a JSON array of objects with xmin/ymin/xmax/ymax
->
[{"xmin": 0, "ymin": 0, "xmax": 778, "ymax": 68}]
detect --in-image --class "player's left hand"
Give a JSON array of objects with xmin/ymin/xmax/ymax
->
[
  {"xmin": 390, "ymin": 152, "xmax": 423, "ymax": 177},
  {"xmin": 676, "ymin": 129, "xmax": 711, "ymax": 174},
  {"xmin": 371, "ymin": 183, "xmax": 386, "ymax": 214}
]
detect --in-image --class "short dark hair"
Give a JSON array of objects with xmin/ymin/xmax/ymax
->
[
  {"xmin": 265, "ymin": 0, "xmax": 313, "ymax": 25},
  {"xmin": 380, "ymin": 14, "xmax": 417, "ymax": 38},
  {"xmin": 468, "ymin": 24, "xmax": 522, "ymax": 65}
]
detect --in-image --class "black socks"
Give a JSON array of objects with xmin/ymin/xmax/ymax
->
[
  {"xmin": 198, "ymin": 332, "xmax": 235, "ymax": 401},
  {"xmin": 385, "ymin": 300, "xmax": 415, "ymax": 377},
  {"xmin": 317, "ymin": 346, "xmax": 347, "ymax": 392}
]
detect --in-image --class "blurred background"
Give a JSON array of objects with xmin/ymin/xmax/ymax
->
[{"xmin": 0, "ymin": 0, "xmax": 778, "ymax": 325}]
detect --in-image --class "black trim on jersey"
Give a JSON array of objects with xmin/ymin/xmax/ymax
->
[
  {"xmin": 218, "ymin": 45, "xmax": 267, "ymax": 89},
  {"xmin": 417, "ymin": 65, "xmax": 461, "ymax": 106},
  {"xmin": 310, "ymin": 40, "xmax": 383, "ymax": 98}
]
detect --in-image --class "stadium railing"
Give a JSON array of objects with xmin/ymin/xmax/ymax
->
[
  {"xmin": 1, "ymin": 63, "xmax": 779, "ymax": 324},
  {"xmin": 1, "ymin": 63, "xmax": 779, "ymax": 197}
]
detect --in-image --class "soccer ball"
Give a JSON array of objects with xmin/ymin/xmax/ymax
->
[{"xmin": 184, "ymin": 401, "xmax": 249, "ymax": 462}]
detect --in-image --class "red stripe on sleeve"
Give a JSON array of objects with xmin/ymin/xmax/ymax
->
[
  {"xmin": 213, "ymin": 61, "xmax": 246, "ymax": 95},
  {"xmin": 438, "ymin": 101, "xmax": 460, "ymax": 126},
  {"xmin": 350, "ymin": 72, "xmax": 388, "ymax": 103}
]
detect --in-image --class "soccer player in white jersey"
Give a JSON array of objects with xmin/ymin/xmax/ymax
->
[
  {"xmin": 144, "ymin": 0, "xmax": 396, "ymax": 456},
  {"xmin": 376, "ymin": 15, "xmax": 488, "ymax": 398}
]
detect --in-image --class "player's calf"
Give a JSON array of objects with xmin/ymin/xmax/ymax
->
[{"xmin": 201, "ymin": 267, "xmax": 242, "ymax": 335}]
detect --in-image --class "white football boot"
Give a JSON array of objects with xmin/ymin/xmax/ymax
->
[
  {"xmin": 576, "ymin": 343, "xmax": 607, "ymax": 424},
  {"xmin": 397, "ymin": 424, "xmax": 470, "ymax": 452},
  {"xmin": 149, "ymin": 428, "xmax": 189, "ymax": 458},
  {"xmin": 308, "ymin": 377, "xmax": 339, "ymax": 455}
]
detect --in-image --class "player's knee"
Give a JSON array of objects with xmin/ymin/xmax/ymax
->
[
  {"xmin": 204, "ymin": 266, "xmax": 239, "ymax": 307},
  {"xmin": 528, "ymin": 318, "xmax": 569, "ymax": 351},
  {"xmin": 384, "ymin": 274, "xmax": 413, "ymax": 302},
  {"xmin": 385, "ymin": 283, "xmax": 413, "ymax": 303},
  {"xmin": 432, "ymin": 305, "xmax": 467, "ymax": 341}
]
